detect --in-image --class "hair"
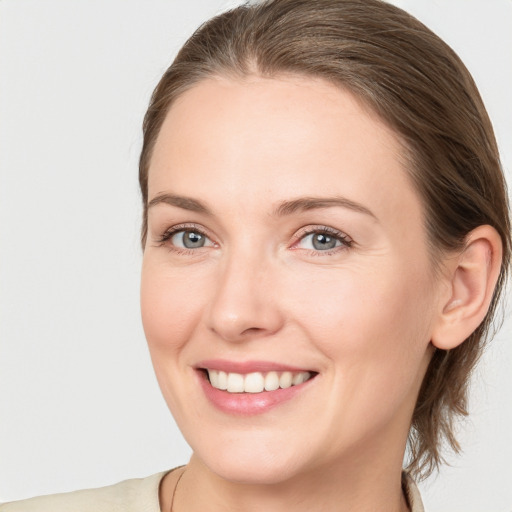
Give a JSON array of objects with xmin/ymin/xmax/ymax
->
[{"xmin": 138, "ymin": 0, "xmax": 511, "ymax": 479}]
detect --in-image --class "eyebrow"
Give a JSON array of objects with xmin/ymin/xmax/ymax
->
[
  {"xmin": 148, "ymin": 193, "xmax": 212, "ymax": 215},
  {"xmin": 273, "ymin": 196, "xmax": 377, "ymax": 219},
  {"xmin": 147, "ymin": 193, "xmax": 376, "ymax": 220}
]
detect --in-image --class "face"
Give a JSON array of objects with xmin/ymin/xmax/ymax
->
[{"xmin": 141, "ymin": 75, "xmax": 440, "ymax": 484}]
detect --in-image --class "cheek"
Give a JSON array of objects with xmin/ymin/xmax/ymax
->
[
  {"xmin": 289, "ymin": 261, "xmax": 433, "ymax": 343},
  {"xmin": 140, "ymin": 258, "xmax": 211, "ymax": 422},
  {"xmin": 287, "ymin": 262, "xmax": 434, "ymax": 402},
  {"xmin": 140, "ymin": 259, "xmax": 207, "ymax": 355}
]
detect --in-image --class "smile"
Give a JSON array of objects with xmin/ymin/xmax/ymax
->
[
  {"xmin": 197, "ymin": 361, "xmax": 318, "ymax": 415},
  {"xmin": 206, "ymin": 369, "xmax": 312, "ymax": 393}
]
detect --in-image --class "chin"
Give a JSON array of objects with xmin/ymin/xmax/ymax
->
[
  {"xmin": 192, "ymin": 438, "xmax": 309, "ymax": 485},
  {"xmin": 209, "ymin": 457, "xmax": 303, "ymax": 485}
]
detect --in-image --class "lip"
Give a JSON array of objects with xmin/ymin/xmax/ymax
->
[
  {"xmin": 195, "ymin": 360, "xmax": 317, "ymax": 416},
  {"xmin": 196, "ymin": 359, "xmax": 310, "ymax": 374}
]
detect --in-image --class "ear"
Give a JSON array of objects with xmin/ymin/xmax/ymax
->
[{"xmin": 431, "ymin": 225, "xmax": 503, "ymax": 350}]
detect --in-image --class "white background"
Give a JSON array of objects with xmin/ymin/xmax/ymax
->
[{"xmin": 0, "ymin": 1, "xmax": 511, "ymax": 510}]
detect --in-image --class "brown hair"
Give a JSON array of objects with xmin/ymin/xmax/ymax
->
[{"xmin": 139, "ymin": 0, "xmax": 511, "ymax": 478}]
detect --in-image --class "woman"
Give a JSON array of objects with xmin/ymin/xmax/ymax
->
[{"xmin": 1, "ymin": 0, "xmax": 510, "ymax": 510}]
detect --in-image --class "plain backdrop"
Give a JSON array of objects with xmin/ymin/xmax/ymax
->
[{"xmin": 0, "ymin": 0, "xmax": 511, "ymax": 510}]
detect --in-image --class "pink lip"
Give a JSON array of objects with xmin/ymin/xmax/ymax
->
[
  {"xmin": 195, "ymin": 361, "xmax": 317, "ymax": 416},
  {"xmin": 196, "ymin": 359, "xmax": 310, "ymax": 374}
]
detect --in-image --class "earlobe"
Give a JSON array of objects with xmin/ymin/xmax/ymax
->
[{"xmin": 431, "ymin": 225, "xmax": 503, "ymax": 351}]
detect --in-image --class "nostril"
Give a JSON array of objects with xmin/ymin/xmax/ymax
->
[{"xmin": 241, "ymin": 327, "xmax": 265, "ymax": 336}]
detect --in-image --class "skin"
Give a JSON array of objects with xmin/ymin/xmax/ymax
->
[{"xmin": 141, "ymin": 75, "xmax": 445, "ymax": 512}]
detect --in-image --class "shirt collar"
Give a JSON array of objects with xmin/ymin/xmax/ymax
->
[{"xmin": 402, "ymin": 472, "xmax": 425, "ymax": 512}]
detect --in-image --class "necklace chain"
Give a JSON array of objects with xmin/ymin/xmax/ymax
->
[{"xmin": 169, "ymin": 468, "xmax": 186, "ymax": 512}]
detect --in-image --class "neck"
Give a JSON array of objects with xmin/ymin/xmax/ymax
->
[{"xmin": 164, "ymin": 450, "xmax": 410, "ymax": 512}]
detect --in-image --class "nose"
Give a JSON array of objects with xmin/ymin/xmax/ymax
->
[{"xmin": 205, "ymin": 250, "xmax": 285, "ymax": 343}]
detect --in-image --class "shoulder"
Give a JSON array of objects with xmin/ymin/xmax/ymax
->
[{"xmin": 0, "ymin": 471, "xmax": 169, "ymax": 512}]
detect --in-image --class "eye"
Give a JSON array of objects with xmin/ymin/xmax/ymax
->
[
  {"xmin": 156, "ymin": 225, "xmax": 216, "ymax": 251},
  {"xmin": 294, "ymin": 227, "xmax": 352, "ymax": 253},
  {"xmin": 170, "ymin": 229, "xmax": 215, "ymax": 250}
]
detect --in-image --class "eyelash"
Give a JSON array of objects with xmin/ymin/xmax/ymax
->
[
  {"xmin": 156, "ymin": 223, "xmax": 213, "ymax": 255},
  {"xmin": 291, "ymin": 225, "xmax": 353, "ymax": 255},
  {"xmin": 155, "ymin": 224, "xmax": 353, "ymax": 256}
]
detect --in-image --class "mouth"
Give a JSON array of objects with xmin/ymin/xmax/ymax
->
[
  {"xmin": 195, "ymin": 360, "xmax": 318, "ymax": 415},
  {"xmin": 204, "ymin": 369, "xmax": 315, "ymax": 394}
]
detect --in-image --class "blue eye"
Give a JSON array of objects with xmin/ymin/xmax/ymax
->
[
  {"xmin": 169, "ymin": 229, "xmax": 213, "ymax": 249},
  {"xmin": 296, "ymin": 229, "xmax": 351, "ymax": 252}
]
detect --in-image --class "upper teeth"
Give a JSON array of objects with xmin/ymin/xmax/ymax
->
[{"xmin": 207, "ymin": 370, "xmax": 312, "ymax": 393}]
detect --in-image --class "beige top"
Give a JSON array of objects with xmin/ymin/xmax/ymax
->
[{"xmin": 0, "ymin": 470, "xmax": 424, "ymax": 512}]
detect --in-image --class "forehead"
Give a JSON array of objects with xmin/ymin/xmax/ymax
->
[
  {"xmin": 154, "ymin": 74, "xmax": 395, "ymax": 155},
  {"xmin": 148, "ymin": 75, "xmax": 423, "ymax": 237}
]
